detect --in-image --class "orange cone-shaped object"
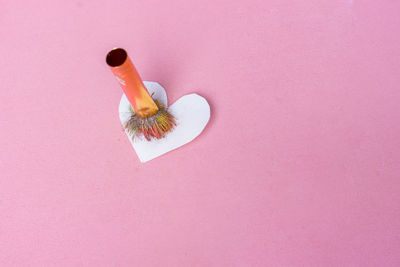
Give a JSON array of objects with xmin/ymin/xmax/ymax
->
[{"xmin": 106, "ymin": 48, "xmax": 158, "ymax": 118}]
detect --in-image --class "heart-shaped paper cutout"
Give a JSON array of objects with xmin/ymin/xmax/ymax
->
[{"xmin": 119, "ymin": 82, "xmax": 210, "ymax": 162}]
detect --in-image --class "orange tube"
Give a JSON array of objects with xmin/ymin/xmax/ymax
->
[{"xmin": 106, "ymin": 48, "xmax": 158, "ymax": 118}]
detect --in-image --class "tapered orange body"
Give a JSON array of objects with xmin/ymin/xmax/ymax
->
[{"xmin": 106, "ymin": 48, "xmax": 158, "ymax": 118}]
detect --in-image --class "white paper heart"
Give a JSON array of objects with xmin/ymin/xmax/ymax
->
[{"xmin": 119, "ymin": 81, "xmax": 210, "ymax": 162}]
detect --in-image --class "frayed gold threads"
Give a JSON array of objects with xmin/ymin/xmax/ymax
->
[{"xmin": 124, "ymin": 99, "xmax": 176, "ymax": 141}]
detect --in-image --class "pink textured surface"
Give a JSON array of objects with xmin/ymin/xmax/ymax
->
[{"xmin": 1, "ymin": 0, "xmax": 400, "ymax": 266}]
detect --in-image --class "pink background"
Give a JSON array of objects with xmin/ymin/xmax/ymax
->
[{"xmin": 1, "ymin": 0, "xmax": 400, "ymax": 266}]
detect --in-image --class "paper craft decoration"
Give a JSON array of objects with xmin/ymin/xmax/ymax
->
[
  {"xmin": 119, "ymin": 82, "xmax": 210, "ymax": 162},
  {"xmin": 106, "ymin": 48, "xmax": 210, "ymax": 162}
]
